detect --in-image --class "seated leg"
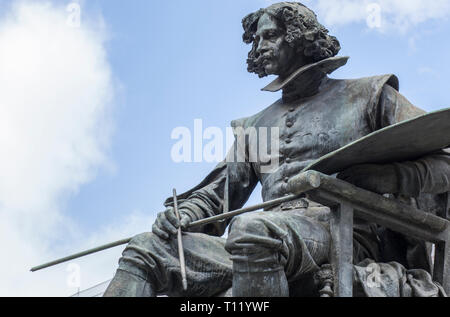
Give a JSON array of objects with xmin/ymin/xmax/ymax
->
[
  {"xmin": 104, "ymin": 232, "xmax": 232, "ymax": 297},
  {"xmin": 104, "ymin": 269, "xmax": 155, "ymax": 297},
  {"xmin": 225, "ymin": 210, "xmax": 331, "ymax": 297}
]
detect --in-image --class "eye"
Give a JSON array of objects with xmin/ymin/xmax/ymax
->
[{"xmin": 266, "ymin": 31, "xmax": 279, "ymax": 39}]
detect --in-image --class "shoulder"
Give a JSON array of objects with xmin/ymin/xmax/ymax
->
[
  {"xmin": 230, "ymin": 98, "xmax": 282, "ymax": 129},
  {"xmin": 339, "ymin": 74, "xmax": 399, "ymax": 92}
]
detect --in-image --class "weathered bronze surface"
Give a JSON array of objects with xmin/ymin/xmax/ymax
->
[
  {"xmin": 304, "ymin": 108, "xmax": 450, "ymax": 175},
  {"xmin": 101, "ymin": 2, "xmax": 449, "ymax": 297}
]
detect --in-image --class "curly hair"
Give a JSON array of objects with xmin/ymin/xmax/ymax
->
[{"xmin": 242, "ymin": 2, "xmax": 341, "ymax": 77}]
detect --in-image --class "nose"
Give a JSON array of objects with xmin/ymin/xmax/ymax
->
[{"xmin": 256, "ymin": 38, "xmax": 270, "ymax": 55}]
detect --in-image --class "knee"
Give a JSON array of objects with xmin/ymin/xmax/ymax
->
[
  {"xmin": 119, "ymin": 232, "xmax": 160, "ymax": 278},
  {"xmin": 226, "ymin": 213, "xmax": 274, "ymax": 255},
  {"xmin": 121, "ymin": 232, "xmax": 160, "ymax": 263},
  {"xmin": 228, "ymin": 213, "xmax": 268, "ymax": 237},
  {"xmin": 128, "ymin": 232, "xmax": 155, "ymax": 246}
]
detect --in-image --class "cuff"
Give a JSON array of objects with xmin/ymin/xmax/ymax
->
[{"xmin": 393, "ymin": 162, "xmax": 422, "ymax": 197}]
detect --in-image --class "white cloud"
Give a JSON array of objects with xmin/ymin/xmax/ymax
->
[
  {"xmin": 263, "ymin": 0, "xmax": 450, "ymax": 32},
  {"xmin": 417, "ymin": 66, "xmax": 440, "ymax": 79},
  {"xmin": 59, "ymin": 210, "xmax": 156, "ymax": 297},
  {"xmin": 0, "ymin": 0, "xmax": 151, "ymax": 296}
]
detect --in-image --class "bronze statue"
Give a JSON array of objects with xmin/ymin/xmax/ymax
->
[{"xmin": 103, "ymin": 2, "xmax": 450, "ymax": 297}]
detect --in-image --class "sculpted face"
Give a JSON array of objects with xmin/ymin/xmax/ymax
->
[{"xmin": 254, "ymin": 13, "xmax": 298, "ymax": 77}]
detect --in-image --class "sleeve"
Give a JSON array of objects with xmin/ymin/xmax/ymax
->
[
  {"xmin": 164, "ymin": 141, "xmax": 259, "ymax": 237},
  {"xmin": 375, "ymin": 84, "xmax": 450, "ymax": 196}
]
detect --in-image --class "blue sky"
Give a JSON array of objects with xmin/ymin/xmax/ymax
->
[
  {"xmin": 1, "ymin": 0, "xmax": 450, "ymax": 295},
  {"xmin": 68, "ymin": 0, "xmax": 450, "ymax": 230}
]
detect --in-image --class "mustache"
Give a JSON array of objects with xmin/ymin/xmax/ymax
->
[{"xmin": 254, "ymin": 50, "xmax": 279, "ymax": 66}]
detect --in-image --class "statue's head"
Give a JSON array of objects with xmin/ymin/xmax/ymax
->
[{"xmin": 243, "ymin": 2, "xmax": 341, "ymax": 78}]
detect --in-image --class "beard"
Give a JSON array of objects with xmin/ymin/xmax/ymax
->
[
  {"xmin": 255, "ymin": 50, "xmax": 280, "ymax": 75},
  {"xmin": 248, "ymin": 49, "xmax": 282, "ymax": 78}
]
